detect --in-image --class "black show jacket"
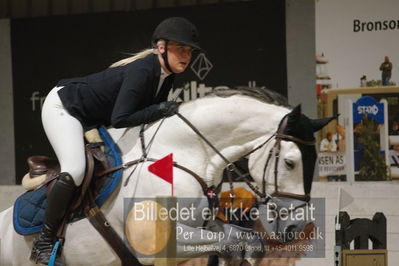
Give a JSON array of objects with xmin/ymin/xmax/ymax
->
[{"xmin": 57, "ymin": 53, "xmax": 175, "ymax": 130}]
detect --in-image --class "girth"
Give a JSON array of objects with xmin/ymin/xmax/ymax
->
[{"xmin": 98, "ymin": 157, "xmax": 218, "ymax": 199}]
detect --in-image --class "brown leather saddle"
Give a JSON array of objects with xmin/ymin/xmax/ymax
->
[
  {"xmin": 26, "ymin": 156, "xmax": 60, "ymax": 195},
  {"xmin": 25, "ymin": 145, "xmax": 109, "ymax": 225}
]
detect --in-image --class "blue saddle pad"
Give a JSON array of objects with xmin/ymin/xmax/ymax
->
[{"xmin": 13, "ymin": 127, "xmax": 123, "ymax": 235}]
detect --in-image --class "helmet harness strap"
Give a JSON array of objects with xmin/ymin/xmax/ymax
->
[{"xmin": 160, "ymin": 40, "xmax": 175, "ymax": 74}]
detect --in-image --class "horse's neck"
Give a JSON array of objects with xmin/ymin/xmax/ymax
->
[
  {"xmin": 183, "ymin": 97, "xmax": 286, "ymax": 147},
  {"xmin": 142, "ymin": 96, "xmax": 290, "ymax": 185}
]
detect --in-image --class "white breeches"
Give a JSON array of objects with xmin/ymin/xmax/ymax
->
[{"xmin": 41, "ymin": 86, "xmax": 85, "ymax": 186}]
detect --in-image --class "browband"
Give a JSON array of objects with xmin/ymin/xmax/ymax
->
[{"xmin": 275, "ymin": 134, "xmax": 316, "ymax": 146}]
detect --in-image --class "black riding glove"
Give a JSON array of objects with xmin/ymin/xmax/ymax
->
[{"xmin": 159, "ymin": 101, "xmax": 181, "ymax": 117}]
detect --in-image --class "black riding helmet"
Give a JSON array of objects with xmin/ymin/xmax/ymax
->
[
  {"xmin": 152, "ymin": 17, "xmax": 202, "ymax": 73},
  {"xmin": 152, "ymin": 17, "xmax": 202, "ymax": 51}
]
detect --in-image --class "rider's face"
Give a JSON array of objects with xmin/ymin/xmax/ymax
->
[{"xmin": 165, "ymin": 41, "xmax": 193, "ymax": 73}]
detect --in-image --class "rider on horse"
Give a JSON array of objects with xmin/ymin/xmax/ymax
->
[{"xmin": 30, "ymin": 17, "xmax": 202, "ymax": 265}]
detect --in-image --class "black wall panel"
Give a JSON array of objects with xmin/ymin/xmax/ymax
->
[{"xmin": 11, "ymin": 0, "xmax": 286, "ymax": 183}]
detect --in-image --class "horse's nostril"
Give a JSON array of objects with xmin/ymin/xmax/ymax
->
[
  {"xmin": 286, "ymin": 225, "xmax": 296, "ymax": 233},
  {"xmin": 284, "ymin": 225, "xmax": 297, "ymax": 241}
]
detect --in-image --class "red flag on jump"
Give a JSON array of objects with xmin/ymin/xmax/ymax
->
[{"xmin": 148, "ymin": 153, "xmax": 174, "ymax": 195}]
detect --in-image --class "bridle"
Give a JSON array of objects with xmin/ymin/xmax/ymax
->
[
  {"xmin": 258, "ymin": 114, "xmax": 315, "ymax": 203},
  {"xmin": 175, "ymin": 112, "xmax": 315, "ymax": 204}
]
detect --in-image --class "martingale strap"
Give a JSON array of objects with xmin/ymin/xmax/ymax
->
[
  {"xmin": 98, "ymin": 123, "xmax": 224, "ymax": 201},
  {"xmin": 97, "ymin": 157, "xmax": 213, "ymax": 199},
  {"xmin": 99, "ymin": 112, "xmax": 273, "ymax": 201}
]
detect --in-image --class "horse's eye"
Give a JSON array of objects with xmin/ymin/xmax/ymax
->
[{"xmin": 284, "ymin": 158, "xmax": 295, "ymax": 170}]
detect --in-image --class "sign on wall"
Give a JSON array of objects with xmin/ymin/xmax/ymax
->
[
  {"xmin": 353, "ymin": 96, "xmax": 384, "ymax": 124},
  {"xmin": 318, "ymin": 152, "xmax": 346, "ymax": 176}
]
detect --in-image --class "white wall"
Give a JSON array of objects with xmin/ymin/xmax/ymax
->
[
  {"xmin": 286, "ymin": 0, "xmax": 317, "ymax": 118},
  {"xmin": 316, "ymin": 0, "xmax": 399, "ymax": 88}
]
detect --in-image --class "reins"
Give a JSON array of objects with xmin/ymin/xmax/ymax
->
[{"xmin": 98, "ymin": 110, "xmax": 315, "ymax": 203}]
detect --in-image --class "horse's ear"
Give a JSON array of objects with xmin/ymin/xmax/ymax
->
[
  {"xmin": 284, "ymin": 105, "xmax": 302, "ymax": 134},
  {"xmin": 288, "ymin": 104, "xmax": 302, "ymax": 120},
  {"xmin": 310, "ymin": 115, "xmax": 338, "ymax": 132}
]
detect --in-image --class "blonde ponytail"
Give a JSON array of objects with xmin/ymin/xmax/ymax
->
[
  {"xmin": 109, "ymin": 48, "xmax": 156, "ymax": 68},
  {"xmin": 109, "ymin": 40, "xmax": 165, "ymax": 68}
]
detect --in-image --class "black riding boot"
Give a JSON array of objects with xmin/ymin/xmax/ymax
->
[{"xmin": 30, "ymin": 172, "xmax": 77, "ymax": 265}]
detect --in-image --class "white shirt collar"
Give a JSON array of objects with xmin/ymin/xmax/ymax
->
[
  {"xmin": 160, "ymin": 67, "xmax": 171, "ymax": 79},
  {"xmin": 156, "ymin": 67, "xmax": 171, "ymax": 96}
]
